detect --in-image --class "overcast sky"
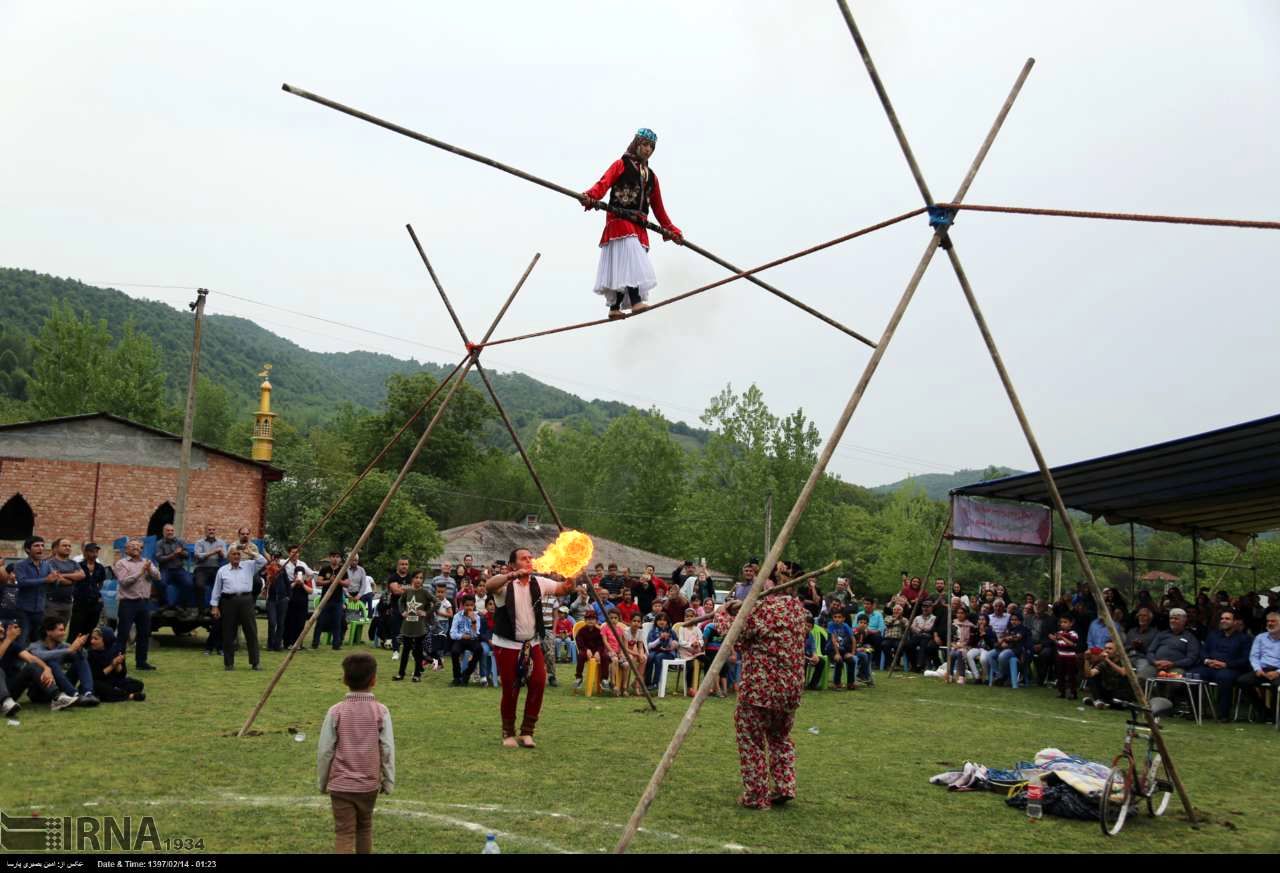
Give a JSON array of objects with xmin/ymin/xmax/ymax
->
[{"xmin": 3, "ymin": 1, "xmax": 1277, "ymax": 487}]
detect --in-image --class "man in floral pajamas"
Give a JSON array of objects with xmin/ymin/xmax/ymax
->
[{"xmin": 717, "ymin": 582, "xmax": 809, "ymax": 809}]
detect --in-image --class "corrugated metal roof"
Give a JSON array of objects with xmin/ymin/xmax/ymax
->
[{"xmin": 952, "ymin": 413, "xmax": 1280, "ymax": 548}]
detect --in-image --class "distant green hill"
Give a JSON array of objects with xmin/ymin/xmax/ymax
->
[
  {"xmin": 0, "ymin": 267, "xmax": 709, "ymax": 445},
  {"xmin": 871, "ymin": 467, "xmax": 1025, "ymax": 501}
]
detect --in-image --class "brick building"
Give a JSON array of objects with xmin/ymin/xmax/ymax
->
[{"xmin": 0, "ymin": 413, "xmax": 282, "ymax": 559}]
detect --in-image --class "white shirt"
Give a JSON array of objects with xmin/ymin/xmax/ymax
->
[
  {"xmin": 491, "ymin": 575, "xmax": 552, "ymax": 650},
  {"xmin": 210, "ymin": 554, "xmax": 269, "ymax": 603}
]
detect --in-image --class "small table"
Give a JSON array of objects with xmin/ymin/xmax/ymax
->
[{"xmin": 1144, "ymin": 676, "xmax": 1207, "ymax": 725}]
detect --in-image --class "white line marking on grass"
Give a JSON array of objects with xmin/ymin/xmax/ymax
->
[{"xmin": 912, "ymin": 698, "xmax": 1093, "ymax": 725}]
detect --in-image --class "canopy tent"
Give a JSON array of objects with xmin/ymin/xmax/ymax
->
[{"xmin": 952, "ymin": 413, "xmax": 1280, "ymax": 549}]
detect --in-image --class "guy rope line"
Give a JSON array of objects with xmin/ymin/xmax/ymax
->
[{"xmin": 934, "ymin": 202, "xmax": 1280, "ymax": 231}]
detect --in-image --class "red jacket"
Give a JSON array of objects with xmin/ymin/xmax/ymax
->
[{"xmin": 585, "ymin": 158, "xmax": 681, "ymax": 249}]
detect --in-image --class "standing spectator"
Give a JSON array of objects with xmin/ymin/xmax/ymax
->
[
  {"xmin": 43, "ymin": 537, "xmax": 82, "ymax": 628},
  {"xmin": 429, "ymin": 583, "xmax": 454, "ymax": 671},
  {"xmin": 732, "ymin": 564, "xmax": 757, "ymax": 601},
  {"xmin": 663, "ymin": 587, "xmax": 690, "ymax": 627},
  {"xmin": 799, "ymin": 577, "xmax": 823, "ymax": 619},
  {"xmin": 383, "ymin": 559, "xmax": 411, "ymax": 659},
  {"xmin": 430, "ymin": 562, "xmax": 456, "ymax": 604},
  {"xmin": 210, "ymin": 545, "xmax": 270, "ymax": 671},
  {"xmin": 317, "ymin": 652, "xmax": 395, "ymax": 855},
  {"xmin": 192, "ymin": 525, "xmax": 226, "ymax": 612},
  {"xmin": 0, "ymin": 618, "xmax": 69, "ymax": 716},
  {"xmin": 460, "ymin": 554, "xmax": 482, "ymax": 584},
  {"xmin": 284, "ymin": 567, "xmax": 314, "ymax": 649},
  {"xmin": 70, "ymin": 543, "xmax": 107, "ymax": 642},
  {"xmin": 313, "ymin": 552, "xmax": 348, "ymax": 651},
  {"xmin": 269, "ymin": 546, "xmax": 314, "ymax": 652},
  {"xmin": 154, "ymin": 524, "xmax": 192, "ymax": 610},
  {"xmin": 567, "ymin": 584, "xmax": 592, "ymax": 623},
  {"xmin": 13, "ymin": 536, "xmax": 57, "ymax": 641},
  {"xmin": 232, "ymin": 527, "xmax": 260, "ymax": 559},
  {"xmin": 393, "ymin": 572, "xmax": 431, "ymax": 683},
  {"xmin": 449, "ymin": 597, "xmax": 485, "ymax": 687},
  {"xmin": 1050, "ymin": 614, "xmax": 1080, "ymax": 699},
  {"xmin": 1186, "ymin": 608, "xmax": 1252, "ymax": 722},
  {"xmin": 632, "ymin": 567, "xmax": 659, "ymax": 616},
  {"xmin": 689, "ymin": 568, "xmax": 715, "ymax": 602},
  {"xmin": 347, "ymin": 553, "xmax": 371, "ymax": 615},
  {"xmin": 0, "ymin": 564, "xmax": 17, "ymax": 632},
  {"xmin": 599, "ymin": 563, "xmax": 625, "ymax": 599},
  {"xmin": 87, "ymin": 626, "xmax": 145, "ymax": 702},
  {"xmin": 538, "ymin": 585, "xmax": 559, "ymax": 688},
  {"xmin": 113, "ymin": 539, "xmax": 160, "ymax": 670},
  {"xmin": 29, "ymin": 616, "xmax": 98, "ymax": 705},
  {"xmin": 670, "ymin": 560, "xmax": 696, "ymax": 596},
  {"xmin": 898, "ymin": 575, "xmax": 924, "ymax": 605},
  {"xmin": 828, "ymin": 578, "xmax": 856, "ymax": 611}
]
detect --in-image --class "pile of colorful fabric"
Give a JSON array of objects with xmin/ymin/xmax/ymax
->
[{"xmin": 930, "ymin": 748, "xmax": 1114, "ymax": 820}]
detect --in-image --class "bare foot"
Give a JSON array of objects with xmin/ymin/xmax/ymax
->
[
  {"xmin": 517, "ymin": 735, "xmax": 536, "ymax": 749},
  {"xmin": 502, "ymin": 736, "xmax": 518, "ymax": 749}
]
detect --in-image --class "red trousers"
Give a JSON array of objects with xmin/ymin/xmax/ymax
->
[{"xmin": 494, "ymin": 643, "xmax": 546, "ymax": 737}]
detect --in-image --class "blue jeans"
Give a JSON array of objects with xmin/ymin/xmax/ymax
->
[
  {"xmin": 993, "ymin": 649, "xmax": 1022, "ymax": 688},
  {"xmin": 554, "ymin": 637, "xmax": 577, "ymax": 664},
  {"xmin": 116, "ymin": 599, "xmax": 152, "ymax": 667},
  {"xmin": 646, "ymin": 652, "xmax": 677, "ymax": 686},
  {"xmin": 47, "ymin": 651, "xmax": 94, "ymax": 696},
  {"xmin": 163, "ymin": 567, "xmax": 193, "ymax": 607},
  {"xmin": 265, "ymin": 598, "xmax": 287, "ymax": 650}
]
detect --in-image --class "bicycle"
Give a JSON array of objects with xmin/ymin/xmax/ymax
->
[{"xmin": 1099, "ymin": 696, "xmax": 1175, "ymax": 835}]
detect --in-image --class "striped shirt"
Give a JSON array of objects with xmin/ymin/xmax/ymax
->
[{"xmin": 317, "ymin": 692, "xmax": 395, "ymax": 795}]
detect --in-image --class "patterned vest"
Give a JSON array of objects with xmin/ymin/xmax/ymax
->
[{"xmin": 607, "ymin": 155, "xmax": 657, "ymax": 217}]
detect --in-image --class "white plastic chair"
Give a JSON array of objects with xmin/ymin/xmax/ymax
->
[{"xmin": 657, "ymin": 658, "xmax": 689, "ymax": 698}]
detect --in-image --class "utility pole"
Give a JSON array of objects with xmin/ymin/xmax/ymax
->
[
  {"xmin": 764, "ymin": 493, "xmax": 773, "ymax": 558},
  {"xmin": 174, "ymin": 288, "xmax": 208, "ymax": 538}
]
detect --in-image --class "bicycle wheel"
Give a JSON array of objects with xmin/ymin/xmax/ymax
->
[
  {"xmin": 1100, "ymin": 764, "xmax": 1133, "ymax": 836},
  {"xmin": 1144, "ymin": 752, "xmax": 1172, "ymax": 817}
]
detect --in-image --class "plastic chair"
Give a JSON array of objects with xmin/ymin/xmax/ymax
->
[
  {"xmin": 657, "ymin": 658, "xmax": 689, "ymax": 698},
  {"xmin": 806, "ymin": 626, "xmax": 830, "ymax": 690}
]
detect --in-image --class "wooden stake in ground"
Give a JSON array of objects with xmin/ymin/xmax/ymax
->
[
  {"xmin": 404, "ymin": 225, "xmax": 657, "ymax": 712},
  {"xmin": 237, "ymin": 256, "xmax": 539, "ymax": 737},
  {"xmin": 613, "ymin": 58, "xmax": 1033, "ymax": 851},
  {"xmin": 281, "ymin": 82, "xmax": 875, "ymax": 347},
  {"xmin": 833, "ymin": 0, "xmax": 1197, "ymax": 823}
]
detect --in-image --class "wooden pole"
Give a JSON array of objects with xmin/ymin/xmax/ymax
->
[
  {"xmin": 281, "ymin": 82, "xmax": 876, "ymax": 347},
  {"xmin": 173, "ymin": 288, "xmax": 208, "ymax": 538},
  {"xmin": 404, "ymin": 226, "xmax": 658, "ymax": 712},
  {"xmin": 945, "ymin": 536, "xmax": 954, "ymax": 680},
  {"xmin": 764, "ymin": 493, "xmax": 773, "ymax": 560},
  {"xmin": 237, "ymin": 253, "xmax": 537, "ymax": 737}
]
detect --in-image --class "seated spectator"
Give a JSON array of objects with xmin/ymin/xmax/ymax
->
[
  {"xmin": 574, "ymin": 611, "xmax": 611, "ymax": 690},
  {"xmin": 1049, "ymin": 614, "xmax": 1080, "ymax": 700},
  {"xmin": 702, "ymin": 612, "xmax": 730, "ymax": 697},
  {"xmin": 676, "ymin": 609, "xmax": 704, "ymax": 663},
  {"xmin": 645, "ymin": 613, "xmax": 678, "ymax": 689},
  {"xmin": 567, "ymin": 585, "xmax": 592, "ymax": 622},
  {"xmin": 600, "ymin": 608, "xmax": 628, "ymax": 694},
  {"xmin": 825, "ymin": 609, "xmax": 855, "ymax": 690},
  {"xmin": 988, "ymin": 599, "xmax": 1011, "ymax": 636},
  {"xmin": 803, "ymin": 614, "xmax": 827, "ymax": 690},
  {"xmin": 946, "ymin": 606, "xmax": 976, "ymax": 680},
  {"xmin": 1022, "ymin": 600, "xmax": 1051, "ymax": 684},
  {"xmin": 951, "ymin": 580, "xmax": 971, "ymax": 610},
  {"xmin": 881, "ymin": 603, "xmax": 909, "ymax": 670},
  {"xmin": 1124, "ymin": 606, "xmax": 1158, "ymax": 661},
  {"xmin": 28, "ymin": 616, "xmax": 98, "ymax": 706},
  {"xmin": 1186, "ymin": 607, "xmax": 1251, "ymax": 722},
  {"xmin": 0, "ymin": 618, "xmax": 71, "ymax": 717},
  {"xmin": 448, "ymin": 596, "xmax": 483, "ymax": 687},
  {"xmin": 904, "ymin": 602, "xmax": 937, "ymax": 673},
  {"xmin": 663, "ymin": 588, "xmax": 690, "ymax": 627},
  {"xmin": 965, "ymin": 615, "xmax": 996, "ymax": 682},
  {"xmin": 1082, "ymin": 640, "xmax": 1132, "ymax": 709},
  {"xmin": 1086, "ymin": 608, "xmax": 1117, "ymax": 650},
  {"xmin": 991, "ymin": 611, "xmax": 1031, "ymax": 688},
  {"xmin": 553, "ymin": 606, "xmax": 577, "ymax": 664},
  {"xmin": 1135, "ymin": 608, "xmax": 1200, "ymax": 681},
  {"xmin": 86, "ymin": 627, "xmax": 145, "ymax": 702},
  {"xmin": 1234, "ymin": 609, "xmax": 1280, "ymax": 722},
  {"xmin": 799, "ymin": 577, "xmax": 824, "ymax": 619}
]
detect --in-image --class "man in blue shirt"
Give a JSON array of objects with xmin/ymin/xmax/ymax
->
[
  {"xmin": 1234, "ymin": 609, "xmax": 1280, "ymax": 722},
  {"xmin": 1187, "ymin": 608, "xmax": 1253, "ymax": 722},
  {"xmin": 12, "ymin": 536, "xmax": 59, "ymax": 642}
]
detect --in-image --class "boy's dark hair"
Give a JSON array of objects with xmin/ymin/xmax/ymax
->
[
  {"xmin": 342, "ymin": 652, "xmax": 377, "ymax": 691},
  {"xmin": 654, "ymin": 613, "xmax": 668, "ymax": 624},
  {"xmin": 23, "ymin": 536, "xmax": 43, "ymax": 551},
  {"xmin": 42, "ymin": 616, "xmax": 65, "ymax": 635},
  {"xmin": 856, "ymin": 614, "xmax": 869, "ymax": 624}
]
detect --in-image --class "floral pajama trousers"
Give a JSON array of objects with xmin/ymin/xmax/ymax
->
[{"xmin": 734, "ymin": 703, "xmax": 797, "ymax": 808}]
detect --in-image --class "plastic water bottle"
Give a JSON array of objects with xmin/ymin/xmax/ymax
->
[
  {"xmin": 1025, "ymin": 774, "xmax": 1043, "ymax": 822},
  {"xmin": 482, "ymin": 833, "xmax": 501, "ymax": 854}
]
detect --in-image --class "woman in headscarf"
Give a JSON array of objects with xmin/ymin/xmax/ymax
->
[
  {"xmin": 580, "ymin": 128, "xmax": 683, "ymax": 319},
  {"xmin": 88, "ymin": 626, "xmax": 146, "ymax": 702}
]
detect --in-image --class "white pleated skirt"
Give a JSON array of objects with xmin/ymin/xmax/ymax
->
[{"xmin": 592, "ymin": 235, "xmax": 657, "ymax": 305}]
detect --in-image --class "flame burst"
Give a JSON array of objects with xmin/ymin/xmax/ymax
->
[{"xmin": 532, "ymin": 530, "xmax": 594, "ymax": 578}]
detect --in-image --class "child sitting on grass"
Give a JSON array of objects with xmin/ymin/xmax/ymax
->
[{"xmin": 318, "ymin": 652, "xmax": 395, "ymax": 854}]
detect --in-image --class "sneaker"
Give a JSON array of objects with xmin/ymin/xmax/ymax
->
[
  {"xmin": 573, "ymin": 678, "xmax": 583, "ymax": 689},
  {"xmin": 77, "ymin": 693, "xmax": 100, "ymax": 707},
  {"xmin": 392, "ymin": 675, "xmax": 404, "ymax": 682},
  {"xmin": 412, "ymin": 676, "xmax": 421, "ymax": 683},
  {"xmin": 1, "ymin": 697, "xmax": 19, "ymax": 718},
  {"xmin": 391, "ymin": 651, "xmax": 399, "ymax": 661},
  {"xmin": 51, "ymin": 693, "xmax": 78, "ymax": 711}
]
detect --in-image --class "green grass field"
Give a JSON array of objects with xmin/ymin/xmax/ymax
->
[{"xmin": 4, "ymin": 623, "xmax": 1276, "ymax": 854}]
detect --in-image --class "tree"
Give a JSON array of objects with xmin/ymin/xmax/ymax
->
[
  {"xmin": 0, "ymin": 329, "xmax": 34, "ymax": 402},
  {"xmin": 191, "ymin": 375, "xmax": 237, "ymax": 451}
]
